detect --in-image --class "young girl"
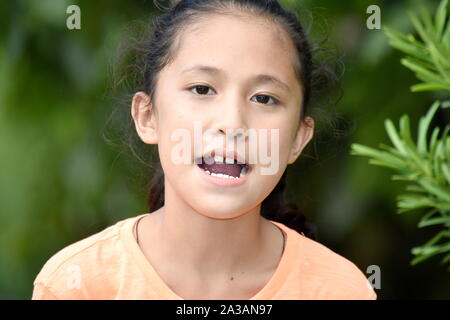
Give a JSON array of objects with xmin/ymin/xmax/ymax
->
[{"xmin": 32, "ymin": 0, "xmax": 377, "ymax": 300}]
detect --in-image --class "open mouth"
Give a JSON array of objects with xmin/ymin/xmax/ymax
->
[{"xmin": 196, "ymin": 155, "xmax": 250, "ymax": 179}]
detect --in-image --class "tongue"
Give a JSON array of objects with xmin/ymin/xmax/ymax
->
[{"xmin": 199, "ymin": 163, "xmax": 242, "ymax": 177}]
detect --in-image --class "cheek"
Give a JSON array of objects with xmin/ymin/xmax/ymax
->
[
  {"xmin": 254, "ymin": 119, "xmax": 295, "ymax": 174},
  {"xmin": 278, "ymin": 128, "xmax": 295, "ymax": 162},
  {"xmin": 275, "ymin": 114, "xmax": 300, "ymax": 162},
  {"xmin": 156, "ymin": 114, "xmax": 197, "ymax": 173}
]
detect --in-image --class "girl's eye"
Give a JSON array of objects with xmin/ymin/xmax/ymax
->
[
  {"xmin": 189, "ymin": 85, "xmax": 215, "ymax": 95},
  {"xmin": 251, "ymin": 94, "xmax": 279, "ymax": 105},
  {"xmin": 188, "ymin": 85, "xmax": 279, "ymax": 106}
]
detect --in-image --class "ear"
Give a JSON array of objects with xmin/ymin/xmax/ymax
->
[
  {"xmin": 131, "ymin": 91, "xmax": 158, "ymax": 144},
  {"xmin": 287, "ymin": 116, "xmax": 314, "ymax": 164}
]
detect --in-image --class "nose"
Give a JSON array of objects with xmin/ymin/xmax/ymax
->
[{"xmin": 213, "ymin": 93, "xmax": 248, "ymax": 140}]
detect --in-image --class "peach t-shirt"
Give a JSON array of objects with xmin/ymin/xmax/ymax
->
[{"xmin": 32, "ymin": 213, "xmax": 377, "ymax": 300}]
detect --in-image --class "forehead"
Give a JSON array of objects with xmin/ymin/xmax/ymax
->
[{"xmin": 167, "ymin": 13, "xmax": 301, "ymax": 94}]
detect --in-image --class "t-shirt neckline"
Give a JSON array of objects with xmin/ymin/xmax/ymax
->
[{"xmin": 120, "ymin": 213, "xmax": 299, "ymax": 300}]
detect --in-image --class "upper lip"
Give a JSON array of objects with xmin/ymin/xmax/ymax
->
[{"xmin": 197, "ymin": 148, "xmax": 249, "ymax": 166}]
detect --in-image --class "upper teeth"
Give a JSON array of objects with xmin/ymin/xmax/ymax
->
[
  {"xmin": 212, "ymin": 155, "xmax": 235, "ymax": 164},
  {"xmin": 213, "ymin": 156, "xmax": 224, "ymax": 163},
  {"xmin": 225, "ymin": 157, "xmax": 235, "ymax": 164}
]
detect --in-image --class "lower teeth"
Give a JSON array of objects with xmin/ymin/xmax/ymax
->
[
  {"xmin": 210, "ymin": 172, "xmax": 238, "ymax": 179},
  {"xmin": 203, "ymin": 166, "xmax": 248, "ymax": 179}
]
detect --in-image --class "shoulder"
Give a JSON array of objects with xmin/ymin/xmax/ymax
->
[
  {"xmin": 274, "ymin": 222, "xmax": 377, "ymax": 300},
  {"xmin": 301, "ymin": 235, "xmax": 377, "ymax": 299},
  {"xmin": 32, "ymin": 215, "xmax": 139, "ymax": 299}
]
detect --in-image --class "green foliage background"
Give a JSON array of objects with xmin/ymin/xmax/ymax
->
[
  {"xmin": 352, "ymin": 0, "xmax": 450, "ymax": 270},
  {"xmin": 0, "ymin": 0, "xmax": 449, "ymax": 299}
]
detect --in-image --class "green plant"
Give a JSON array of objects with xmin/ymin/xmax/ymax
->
[
  {"xmin": 384, "ymin": 0, "xmax": 450, "ymax": 92},
  {"xmin": 351, "ymin": 101, "xmax": 450, "ymax": 269},
  {"xmin": 351, "ymin": 0, "xmax": 450, "ymax": 270}
]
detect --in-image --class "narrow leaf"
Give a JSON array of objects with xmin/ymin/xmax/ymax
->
[
  {"xmin": 418, "ymin": 101, "xmax": 441, "ymax": 155},
  {"xmin": 436, "ymin": 0, "xmax": 449, "ymax": 38}
]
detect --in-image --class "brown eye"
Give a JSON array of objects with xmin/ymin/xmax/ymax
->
[
  {"xmin": 189, "ymin": 85, "xmax": 214, "ymax": 95},
  {"xmin": 251, "ymin": 94, "xmax": 279, "ymax": 105}
]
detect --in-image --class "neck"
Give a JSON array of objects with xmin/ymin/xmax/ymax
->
[{"xmin": 151, "ymin": 181, "xmax": 272, "ymax": 278}]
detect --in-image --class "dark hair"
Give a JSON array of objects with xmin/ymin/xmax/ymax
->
[{"xmin": 107, "ymin": 0, "xmax": 341, "ymax": 241}]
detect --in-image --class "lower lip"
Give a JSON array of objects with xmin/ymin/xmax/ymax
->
[{"xmin": 195, "ymin": 164, "xmax": 251, "ymax": 187}]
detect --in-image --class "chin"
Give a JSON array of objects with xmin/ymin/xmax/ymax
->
[{"xmin": 192, "ymin": 202, "xmax": 254, "ymax": 220}]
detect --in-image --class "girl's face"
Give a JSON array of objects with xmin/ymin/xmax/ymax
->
[{"xmin": 132, "ymin": 14, "xmax": 314, "ymax": 219}]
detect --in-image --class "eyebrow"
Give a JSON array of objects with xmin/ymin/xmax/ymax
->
[{"xmin": 180, "ymin": 64, "xmax": 291, "ymax": 93}]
